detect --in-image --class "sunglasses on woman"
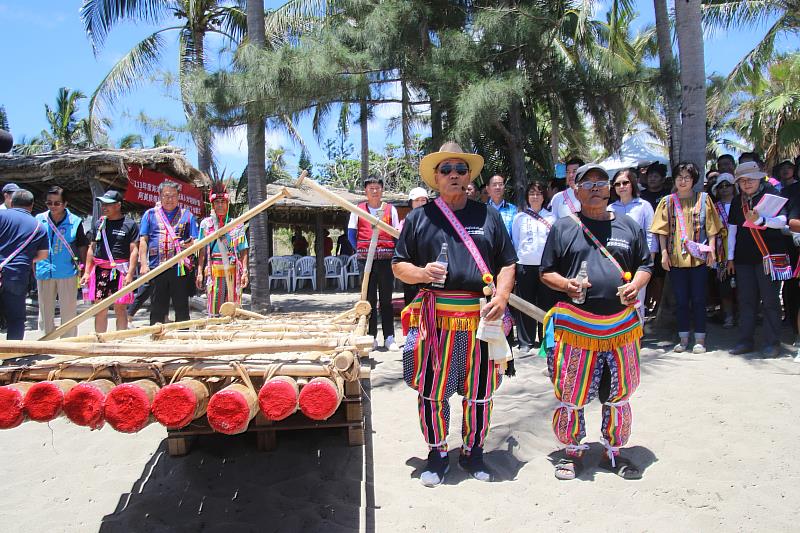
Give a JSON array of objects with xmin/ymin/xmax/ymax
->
[
  {"xmin": 613, "ymin": 180, "xmax": 631, "ymax": 188},
  {"xmin": 438, "ymin": 163, "xmax": 469, "ymax": 176}
]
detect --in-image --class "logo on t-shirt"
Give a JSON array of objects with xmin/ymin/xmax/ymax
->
[
  {"xmin": 607, "ymin": 237, "xmax": 630, "ymax": 251},
  {"xmin": 465, "ymin": 226, "xmax": 485, "ymax": 236}
]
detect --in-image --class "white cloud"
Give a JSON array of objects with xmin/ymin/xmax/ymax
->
[{"xmin": 214, "ymin": 124, "xmax": 288, "ymax": 156}]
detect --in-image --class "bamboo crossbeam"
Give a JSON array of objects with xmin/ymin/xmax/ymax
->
[
  {"xmin": 63, "ymin": 317, "xmax": 234, "ymax": 343},
  {"xmin": 0, "ymin": 362, "xmax": 370, "ymax": 382},
  {"xmin": 201, "ymin": 323, "xmax": 355, "ymax": 332},
  {"xmin": 41, "ymin": 182, "xmax": 298, "ymax": 341},
  {"xmin": 158, "ymin": 331, "xmax": 338, "ymax": 341},
  {"xmin": 219, "ymin": 302, "xmax": 267, "ymax": 320},
  {"xmin": 296, "ymin": 176, "xmax": 547, "ymax": 323},
  {"xmin": 0, "ymin": 337, "xmax": 374, "ymax": 360}
]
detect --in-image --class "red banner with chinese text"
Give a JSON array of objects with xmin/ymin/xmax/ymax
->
[{"xmin": 125, "ymin": 166, "xmax": 204, "ymax": 217}]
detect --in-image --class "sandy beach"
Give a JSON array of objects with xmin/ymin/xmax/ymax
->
[{"xmin": 1, "ymin": 291, "xmax": 798, "ymax": 532}]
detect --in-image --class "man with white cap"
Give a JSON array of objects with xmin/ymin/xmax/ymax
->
[
  {"xmin": 393, "ymin": 142, "xmax": 517, "ymax": 486},
  {"xmin": 726, "ymin": 162, "xmax": 789, "ymax": 357},
  {"xmin": 81, "ymin": 190, "xmax": 139, "ymax": 332}
]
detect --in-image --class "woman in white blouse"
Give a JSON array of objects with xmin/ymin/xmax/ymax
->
[
  {"xmin": 511, "ymin": 181, "xmax": 556, "ymax": 353},
  {"xmin": 610, "ymin": 168, "xmax": 657, "ymax": 321}
]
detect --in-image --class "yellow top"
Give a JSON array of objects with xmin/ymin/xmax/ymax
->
[{"xmin": 651, "ymin": 193, "xmax": 723, "ymax": 268}]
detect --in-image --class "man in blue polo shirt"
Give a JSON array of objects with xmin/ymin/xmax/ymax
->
[
  {"xmin": 0, "ymin": 190, "xmax": 49, "ymax": 339},
  {"xmin": 486, "ymin": 174, "xmax": 517, "ymax": 238},
  {"xmin": 35, "ymin": 186, "xmax": 89, "ymax": 338}
]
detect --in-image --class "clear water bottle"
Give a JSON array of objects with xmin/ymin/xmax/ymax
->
[
  {"xmin": 729, "ymin": 275, "xmax": 737, "ymax": 289},
  {"xmin": 431, "ymin": 243, "xmax": 448, "ymax": 288},
  {"xmin": 572, "ymin": 260, "xmax": 588, "ymax": 304}
]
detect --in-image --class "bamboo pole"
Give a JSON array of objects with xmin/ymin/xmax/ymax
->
[
  {"xmin": 0, "ymin": 337, "xmax": 374, "ymax": 360},
  {"xmin": 158, "ymin": 330, "xmax": 337, "ymax": 341},
  {"xmin": 0, "ymin": 362, "xmax": 371, "ymax": 382},
  {"xmin": 63, "ymin": 316, "xmax": 234, "ymax": 343},
  {"xmin": 360, "ymin": 227, "xmax": 380, "ymax": 302},
  {"xmin": 41, "ymin": 183, "xmax": 298, "ymax": 341},
  {"xmin": 219, "ymin": 302, "xmax": 267, "ymax": 320},
  {"xmin": 296, "ymin": 176, "xmax": 547, "ymax": 322}
]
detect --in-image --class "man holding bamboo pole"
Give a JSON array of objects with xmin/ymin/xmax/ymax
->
[
  {"xmin": 393, "ymin": 142, "xmax": 517, "ymax": 487},
  {"xmin": 138, "ymin": 181, "xmax": 198, "ymax": 325},
  {"xmin": 196, "ymin": 181, "xmax": 249, "ymax": 316}
]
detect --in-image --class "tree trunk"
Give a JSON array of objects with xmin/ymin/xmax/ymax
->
[
  {"xmin": 675, "ymin": 0, "xmax": 707, "ymax": 169},
  {"xmin": 192, "ymin": 32, "xmax": 213, "ymax": 177},
  {"xmin": 401, "ymin": 78, "xmax": 413, "ymax": 161},
  {"xmin": 430, "ymin": 98, "xmax": 443, "ymax": 150},
  {"xmin": 505, "ymin": 100, "xmax": 527, "ymax": 207},
  {"xmin": 359, "ymin": 98, "xmax": 369, "ymax": 183},
  {"xmin": 654, "ymin": 0, "xmax": 681, "ymax": 168},
  {"xmin": 246, "ymin": 0, "xmax": 270, "ymax": 312}
]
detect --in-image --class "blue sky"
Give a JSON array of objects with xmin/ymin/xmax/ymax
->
[{"xmin": 0, "ymin": 1, "xmax": 792, "ymax": 176}]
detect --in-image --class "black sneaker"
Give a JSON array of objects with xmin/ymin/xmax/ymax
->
[
  {"xmin": 459, "ymin": 446, "xmax": 493, "ymax": 482},
  {"xmin": 420, "ymin": 449, "xmax": 449, "ymax": 487}
]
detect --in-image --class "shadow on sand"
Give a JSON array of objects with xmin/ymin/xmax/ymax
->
[
  {"xmin": 546, "ymin": 443, "xmax": 658, "ymax": 482},
  {"xmin": 100, "ymin": 384, "xmax": 377, "ymax": 533}
]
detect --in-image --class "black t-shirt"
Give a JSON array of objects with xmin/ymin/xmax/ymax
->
[
  {"xmin": 641, "ymin": 188, "xmax": 669, "ymax": 211},
  {"xmin": 393, "ymin": 199, "xmax": 518, "ymax": 293},
  {"xmin": 728, "ymin": 189, "xmax": 788, "ymax": 264},
  {"xmin": 88, "ymin": 217, "xmax": 140, "ymax": 261},
  {"xmin": 540, "ymin": 213, "xmax": 654, "ymax": 315}
]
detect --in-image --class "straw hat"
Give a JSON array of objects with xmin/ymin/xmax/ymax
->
[{"xmin": 419, "ymin": 142, "xmax": 484, "ymax": 190}]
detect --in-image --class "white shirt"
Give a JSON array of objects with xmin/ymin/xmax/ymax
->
[
  {"xmin": 609, "ymin": 197, "xmax": 657, "ymax": 253},
  {"xmin": 347, "ymin": 203, "xmax": 400, "ymax": 230},
  {"xmin": 511, "ymin": 208, "xmax": 555, "ymax": 265},
  {"xmin": 549, "ymin": 188, "xmax": 581, "ymax": 219}
]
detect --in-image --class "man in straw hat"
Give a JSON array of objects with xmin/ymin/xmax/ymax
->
[
  {"xmin": 195, "ymin": 181, "xmax": 249, "ymax": 316},
  {"xmin": 540, "ymin": 164, "xmax": 653, "ymax": 481},
  {"xmin": 393, "ymin": 142, "xmax": 518, "ymax": 486}
]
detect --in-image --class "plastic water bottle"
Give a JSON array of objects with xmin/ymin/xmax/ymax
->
[
  {"xmin": 431, "ymin": 243, "xmax": 448, "ymax": 288},
  {"xmin": 81, "ymin": 285, "xmax": 90, "ymax": 304},
  {"xmin": 729, "ymin": 275, "xmax": 737, "ymax": 289},
  {"xmin": 572, "ymin": 260, "xmax": 588, "ymax": 304}
]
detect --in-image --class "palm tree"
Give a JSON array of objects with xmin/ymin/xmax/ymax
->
[
  {"xmin": 653, "ymin": 0, "xmax": 681, "ymax": 166},
  {"xmin": 703, "ymin": 0, "xmax": 800, "ymax": 86},
  {"xmin": 675, "ymin": 0, "xmax": 707, "ymax": 168},
  {"xmin": 79, "ymin": 0, "xmax": 248, "ymax": 176},
  {"xmin": 245, "ymin": 0, "xmax": 271, "ymax": 312},
  {"xmin": 16, "ymin": 88, "xmax": 92, "ymax": 154}
]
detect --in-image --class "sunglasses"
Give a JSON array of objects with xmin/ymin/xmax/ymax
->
[
  {"xmin": 577, "ymin": 180, "xmax": 609, "ymax": 190},
  {"xmin": 613, "ymin": 181, "xmax": 631, "ymax": 188},
  {"xmin": 438, "ymin": 163, "xmax": 469, "ymax": 176},
  {"xmin": 717, "ymin": 182, "xmax": 732, "ymax": 188},
  {"xmin": 45, "ymin": 201, "xmax": 64, "ymax": 207}
]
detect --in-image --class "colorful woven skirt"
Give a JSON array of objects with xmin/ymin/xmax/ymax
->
[{"xmin": 542, "ymin": 302, "xmax": 642, "ymax": 353}]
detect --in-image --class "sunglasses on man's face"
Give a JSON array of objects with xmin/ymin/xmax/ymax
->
[
  {"xmin": 438, "ymin": 163, "xmax": 469, "ymax": 176},
  {"xmin": 45, "ymin": 201, "xmax": 64, "ymax": 207},
  {"xmin": 577, "ymin": 180, "xmax": 609, "ymax": 190},
  {"xmin": 717, "ymin": 182, "xmax": 732, "ymax": 188}
]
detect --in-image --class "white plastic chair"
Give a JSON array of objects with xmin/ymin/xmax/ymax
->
[
  {"xmin": 324, "ymin": 256, "xmax": 345, "ymax": 291},
  {"xmin": 268, "ymin": 257, "xmax": 294, "ymax": 291},
  {"xmin": 343, "ymin": 255, "xmax": 360, "ymax": 289},
  {"xmin": 292, "ymin": 256, "xmax": 317, "ymax": 291}
]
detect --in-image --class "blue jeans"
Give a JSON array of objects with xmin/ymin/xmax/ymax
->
[
  {"xmin": 1, "ymin": 278, "xmax": 29, "ymax": 340},
  {"xmin": 669, "ymin": 265, "xmax": 707, "ymax": 335}
]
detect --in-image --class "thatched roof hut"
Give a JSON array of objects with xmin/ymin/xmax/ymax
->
[{"xmin": 0, "ymin": 147, "xmax": 206, "ymax": 216}]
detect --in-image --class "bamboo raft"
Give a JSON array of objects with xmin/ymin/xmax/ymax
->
[{"xmin": 0, "ymin": 302, "xmax": 372, "ymax": 455}]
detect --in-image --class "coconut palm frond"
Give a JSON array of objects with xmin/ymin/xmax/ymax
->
[{"xmin": 81, "ymin": 0, "xmax": 171, "ymax": 54}]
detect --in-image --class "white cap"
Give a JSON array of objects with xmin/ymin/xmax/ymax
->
[
  {"xmin": 711, "ymin": 173, "xmax": 735, "ymax": 195},
  {"xmin": 408, "ymin": 187, "xmax": 429, "ymax": 201}
]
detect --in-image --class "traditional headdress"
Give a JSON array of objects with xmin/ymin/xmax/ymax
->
[{"xmin": 209, "ymin": 180, "xmax": 230, "ymax": 202}]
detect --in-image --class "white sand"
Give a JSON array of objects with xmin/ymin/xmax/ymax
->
[{"xmin": 1, "ymin": 292, "xmax": 798, "ymax": 532}]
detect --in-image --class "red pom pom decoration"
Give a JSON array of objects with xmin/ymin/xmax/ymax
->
[
  {"xmin": 298, "ymin": 377, "xmax": 342, "ymax": 421},
  {"xmin": 258, "ymin": 376, "xmax": 299, "ymax": 421}
]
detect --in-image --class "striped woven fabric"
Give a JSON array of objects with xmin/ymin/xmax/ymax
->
[
  {"xmin": 401, "ymin": 289, "xmax": 482, "ymax": 335},
  {"xmin": 543, "ymin": 302, "xmax": 642, "ymax": 352}
]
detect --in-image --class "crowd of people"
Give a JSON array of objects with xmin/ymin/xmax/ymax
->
[
  {"xmin": 0, "ymin": 144, "xmax": 798, "ymax": 486},
  {"xmin": 0, "ymin": 180, "xmax": 250, "ymax": 340}
]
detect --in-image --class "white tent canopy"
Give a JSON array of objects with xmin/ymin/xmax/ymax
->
[{"xmin": 599, "ymin": 131, "xmax": 670, "ymax": 176}]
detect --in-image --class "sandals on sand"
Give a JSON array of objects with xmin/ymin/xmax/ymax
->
[
  {"xmin": 554, "ymin": 457, "xmax": 582, "ymax": 480},
  {"xmin": 598, "ymin": 456, "xmax": 642, "ymax": 480}
]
